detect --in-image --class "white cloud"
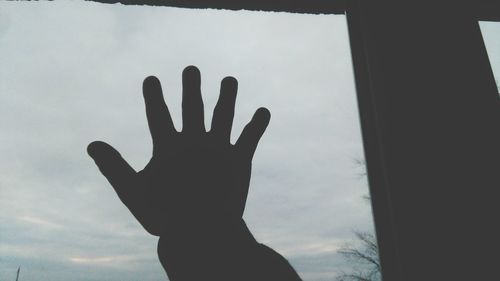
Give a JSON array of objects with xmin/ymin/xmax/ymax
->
[
  {"xmin": 17, "ymin": 215, "xmax": 63, "ymax": 229},
  {"xmin": 69, "ymin": 255, "xmax": 138, "ymax": 265}
]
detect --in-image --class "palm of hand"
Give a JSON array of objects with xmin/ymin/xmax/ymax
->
[{"xmin": 88, "ymin": 66, "xmax": 270, "ymax": 236}]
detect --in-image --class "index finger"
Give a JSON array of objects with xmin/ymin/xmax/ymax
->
[{"xmin": 143, "ymin": 76, "xmax": 176, "ymax": 148}]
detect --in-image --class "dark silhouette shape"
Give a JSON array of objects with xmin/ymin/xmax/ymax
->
[
  {"xmin": 86, "ymin": 0, "xmax": 346, "ymax": 15},
  {"xmin": 88, "ymin": 66, "xmax": 301, "ymax": 281}
]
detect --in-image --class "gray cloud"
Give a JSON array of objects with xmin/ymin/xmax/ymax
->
[
  {"xmin": 0, "ymin": 1, "xmax": 382, "ymax": 280},
  {"xmin": 479, "ymin": 22, "xmax": 500, "ymax": 87}
]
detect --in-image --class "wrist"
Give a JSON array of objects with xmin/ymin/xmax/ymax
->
[
  {"xmin": 157, "ymin": 219, "xmax": 259, "ymax": 280},
  {"xmin": 158, "ymin": 218, "xmax": 258, "ymax": 256}
]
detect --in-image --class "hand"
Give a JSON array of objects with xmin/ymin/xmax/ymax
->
[{"xmin": 87, "ymin": 66, "xmax": 270, "ymax": 236}]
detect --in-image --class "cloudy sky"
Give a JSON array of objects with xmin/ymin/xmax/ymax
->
[
  {"xmin": 1, "ymin": 1, "xmax": 498, "ymax": 281},
  {"xmin": 480, "ymin": 21, "xmax": 500, "ymax": 89}
]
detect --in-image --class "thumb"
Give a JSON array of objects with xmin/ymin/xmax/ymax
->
[{"xmin": 87, "ymin": 141, "xmax": 136, "ymax": 200}]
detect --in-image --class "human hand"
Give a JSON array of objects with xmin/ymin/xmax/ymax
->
[{"xmin": 87, "ymin": 66, "xmax": 270, "ymax": 236}]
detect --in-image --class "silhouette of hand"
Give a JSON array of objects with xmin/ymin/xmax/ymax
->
[{"xmin": 88, "ymin": 66, "xmax": 270, "ymax": 236}]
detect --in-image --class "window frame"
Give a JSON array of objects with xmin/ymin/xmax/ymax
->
[{"xmin": 344, "ymin": 2, "xmax": 500, "ymax": 281}]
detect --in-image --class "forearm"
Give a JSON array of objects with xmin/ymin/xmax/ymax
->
[{"xmin": 157, "ymin": 219, "xmax": 302, "ymax": 281}]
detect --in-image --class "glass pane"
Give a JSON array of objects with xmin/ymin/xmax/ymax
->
[
  {"xmin": 479, "ymin": 21, "xmax": 500, "ymax": 92},
  {"xmin": 0, "ymin": 2, "xmax": 381, "ymax": 281}
]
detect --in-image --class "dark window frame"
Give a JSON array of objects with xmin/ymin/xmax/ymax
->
[{"xmin": 344, "ymin": 2, "xmax": 500, "ymax": 281}]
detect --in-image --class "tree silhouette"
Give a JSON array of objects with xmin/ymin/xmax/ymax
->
[
  {"xmin": 336, "ymin": 231, "xmax": 381, "ymax": 281},
  {"xmin": 336, "ymin": 159, "xmax": 381, "ymax": 281}
]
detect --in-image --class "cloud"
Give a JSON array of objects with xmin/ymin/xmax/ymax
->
[
  {"xmin": 17, "ymin": 215, "xmax": 63, "ymax": 229},
  {"xmin": 479, "ymin": 22, "xmax": 500, "ymax": 85},
  {"xmin": 69, "ymin": 255, "xmax": 138, "ymax": 265}
]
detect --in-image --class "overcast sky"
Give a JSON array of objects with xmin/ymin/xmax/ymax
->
[
  {"xmin": 480, "ymin": 21, "xmax": 500, "ymax": 89},
  {"xmin": 1, "ymin": 2, "xmax": 498, "ymax": 281}
]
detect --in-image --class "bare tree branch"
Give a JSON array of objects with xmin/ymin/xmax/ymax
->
[{"xmin": 336, "ymin": 231, "xmax": 381, "ymax": 281}]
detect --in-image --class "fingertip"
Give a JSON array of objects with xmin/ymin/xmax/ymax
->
[
  {"xmin": 220, "ymin": 77, "xmax": 238, "ymax": 101},
  {"xmin": 236, "ymin": 107, "xmax": 271, "ymax": 157},
  {"xmin": 222, "ymin": 76, "xmax": 238, "ymax": 88},
  {"xmin": 87, "ymin": 141, "xmax": 119, "ymax": 160},
  {"xmin": 87, "ymin": 141, "xmax": 107, "ymax": 158},
  {"xmin": 143, "ymin": 76, "xmax": 162, "ymax": 97},
  {"xmin": 183, "ymin": 65, "xmax": 200, "ymax": 78},
  {"xmin": 144, "ymin": 75, "xmax": 160, "ymax": 85},
  {"xmin": 255, "ymin": 107, "xmax": 271, "ymax": 123}
]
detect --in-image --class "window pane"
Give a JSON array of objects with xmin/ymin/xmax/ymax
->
[
  {"xmin": 479, "ymin": 21, "xmax": 500, "ymax": 92},
  {"xmin": 0, "ymin": 2, "xmax": 381, "ymax": 281}
]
